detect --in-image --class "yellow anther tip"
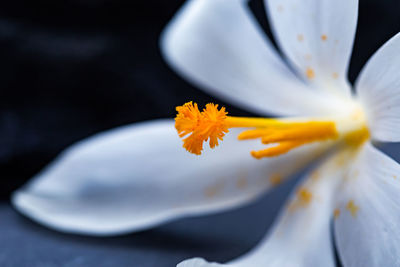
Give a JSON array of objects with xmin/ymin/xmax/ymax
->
[{"xmin": 250, "ymin": 151, "xmax": 262, "ymax": 160}]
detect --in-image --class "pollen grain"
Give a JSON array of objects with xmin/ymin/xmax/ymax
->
[
  {"xmin": 334, "ymin": 208, "xmax": 341, "ymax": 219},
  {"xmin": 346, "ymin": 200, "xmax": 359, "ymax": 217},
  {"xmin": 306, "ymin": 67, "xmax": 315, "ymax": 79},
  {"xmin": 269, "ymin": 174, "xmax": 283, "ymax": 186}
]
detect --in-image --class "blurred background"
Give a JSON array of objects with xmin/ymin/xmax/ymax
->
[{"xmin": 0, "ymin": 0, "xmax": 399, "ymax": 266}]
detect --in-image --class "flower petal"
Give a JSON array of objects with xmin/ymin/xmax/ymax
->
[
  {"xmin": 265, "ymin": 0, "xmax": 358, "ymax": 97},
  {"xmin": 12, "ymin": 119, "xmax": 324, "ymax": 236},
  {"xmin": 356, "ymin": 33, "xmax": 400, "ymax": 142},
  {"xmin": 178, "ymin": 149, "xmax": 347, "ymax": 267},
  {"xmin": 178, "ymin": 258, "xmax": 223, "ymax": 267},
  {"xmin": 334, "ymin": 142, "xmax": 400, "ymax": 267},
  {"xmin": 161, "ymin": 0, "xmax": 343, "ymax": 116}
]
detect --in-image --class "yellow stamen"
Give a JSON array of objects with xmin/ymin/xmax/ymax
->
[
  {"xmin": 225, "ymin": 117, "xmax": 286, "ymax": 128},
  {"xmin": 260, "ymin": 122, "xmax": 337, "ymax": 144},
  {"xmin": 174, "ymin": 101, "xmax": 364, "ymax": 159},
  {"xmin": 251, "ymin": 140, "xmax": 306, "ymax": 159},
  {"xmin": 344, "ymin": 125, "xmax": 370, "ymax": 147},
  {"xmin": 238, "ymin": 128, "xmax": 274, "ymax": 140}
]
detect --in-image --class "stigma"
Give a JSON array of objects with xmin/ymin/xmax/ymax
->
[
  {"xmin": 175, "ymin": 102, "xmax": 368, "ymax": 159},
  {"xmin": 175, "ymin": 102, "xmax": 229, "ymax": 155}
]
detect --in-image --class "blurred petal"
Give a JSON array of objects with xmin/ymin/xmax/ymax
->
[
  {"xmin": 356, "ymin": 33, "xmax": 400, "ymax": 142},
  {"xmin": 265, "ymin": 0, "xmax": 358, "ymax": 97},
  {"xmin": 178, "ymin": 149, "xmax": 348, "ymax": 267},
  {"xmin": 178, "ymin": 258, "xmax": 223, "ymax": 267},
  {"xmin": 12, "ymin": 119, "xmax": 326, "ymax": 236},
  {"xmin": 334, "ymin": 142, "xmax": 400, "ymax": 267},
  {"xmin": 161, "ymin": 0, "xmax": 343, "ymax": 116}
]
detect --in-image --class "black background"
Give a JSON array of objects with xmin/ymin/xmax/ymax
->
[{"xmin": 0, "ymin": 0, "xmax": 399, "ymax": 266}]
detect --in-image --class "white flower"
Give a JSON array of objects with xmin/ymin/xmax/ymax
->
[{"xmin": 12, "ymin": 0, "xmax": 400, "ymax": 266}]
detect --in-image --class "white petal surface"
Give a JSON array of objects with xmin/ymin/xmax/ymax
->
[
  {"xmin": 334, "ymin": 142, "xmax": 400, "ymax": 267},
  {"xmin": 265, "ymin": 0, "xmax": 358, "ymax": 97},
  {"xmin": 356, "ymin": 33, "xmax": 400, "ymax": 142},
  {"xmin": 161, "ymin": 0, "xmax": 343, "ymax": 116},
  {"xmin": 178, "ymin": 149, "xmax": 348, "ymax": 267},
  {"xmin": 178, "ymin": 258, "xmax": 223, "ymax": 267},
  {"xmin": 12, "ymin": 119, "xmax": 326, "ymax": 236}
]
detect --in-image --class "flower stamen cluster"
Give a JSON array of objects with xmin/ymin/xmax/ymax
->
[{"xmin": 175, "ymin": 102, "xmax": 344, "ymax": 159}]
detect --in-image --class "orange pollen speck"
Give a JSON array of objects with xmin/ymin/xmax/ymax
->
[
  {"xmin": 297, "ymin": 34, "xmax": 304, "ymax": 42},
  {"xmin": 306, "ymin": 68, "xmax": 315, "ymax": 79},
  {"xmin": 321, "ymin": 34, "xmax": 328, "ymax": 41},
  {"xmin": 297, "ymin": 188, "xmax": 313, "ymax": 205},
  {"xmin": 346, "ymin": 200, "xmax": 359, "ymax": 217},
  {"xmin": 334, "ymin": 209, "xmax": 341, "ymax": 219},
  {"xmin": 269, "ymin": 174, "xmax": 283, "ymax": 186}
]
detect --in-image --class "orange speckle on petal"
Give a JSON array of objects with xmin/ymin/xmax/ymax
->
[
  {"xmin": 269, "ymin": 174, "xmax": 283, "ymax": 187},
  {"xmin": 346, "ymin": 200, "xmax": 359, "ymax": 217},
  {"xmin": 321, "ymin": 34, "xmax": 328, "ymax": 41},
  {"xmin": 297, "ymin": 34, "xmax": 304, "ymax": 42},
  {"xmin": 334, "ymin": 208, "xmax": 341, "ymax": 219},
  {"xmin": 335, "ymin": 153, "xmax": 348, "ymax": 167},
  {"xmin": 298, "ymin": 188, "xmax": 313, "ymax": 206},
  {"xmin": 236, "ymin": 176, "xmax": 248, "ymax": 190},
  {"xmin": 204, "ymin": 182, "xmax": 224, "ymax": 198},
  {"xmin": 310, "ymin": 170, "xmax": 320, "ymax": 181},
  {"xmin": 332, "ymin": 72, "xmax": 339, "ymax": 79},
  {"xmin": 288, "ymin": 187, "xmax": 313, "ymax": 212},
  {"xmin": 306, "ymin": 68, "xmax": 315, "ymax": 79}
]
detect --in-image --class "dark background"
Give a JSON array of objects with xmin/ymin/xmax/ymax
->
[{"xmin": 0, "ymin": 0, "xmax": 399, "ymax": 266}]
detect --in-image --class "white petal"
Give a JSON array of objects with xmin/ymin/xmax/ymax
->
[
  {"xmin": 12, "ymin": 119, "xmax": 325, "ymax": 236},
  {"xmin": 178, "ymin": 150, "xmax": 348, "ymax": 267},
  {"xmin": 356, "ymin": 33, "xmax": 400, "ymax": 142},
  {"xmin": 178, "ymin": 258, "xmax": 223, "ymax": 267},
  {"xmin": 265, "ymin": 0, "xmax": 358, "ymax": 97},
  {"xmin": 334, "ymin": 142, "xmax": 400, "ymax": 267},
  {"xmin": 161, "ymin": 0, "xmax": 343, "ymax": 116}
]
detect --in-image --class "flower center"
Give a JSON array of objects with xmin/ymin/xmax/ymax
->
[{"xmin": 175, "ymin": 101, "xmax": 369, "ymax": 159}]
